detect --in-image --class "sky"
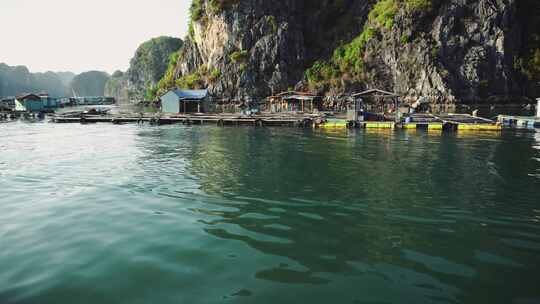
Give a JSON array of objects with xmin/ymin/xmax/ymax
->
[{"xmin": 0, "ymin": 0, "xmax": 190, "ymax": 74}]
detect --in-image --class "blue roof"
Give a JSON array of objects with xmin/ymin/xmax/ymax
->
[{"xmin": 171, "ymin": 89, "xmax": 208, "ymax": 100}]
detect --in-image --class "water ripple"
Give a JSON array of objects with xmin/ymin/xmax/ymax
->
[{"xmin": 0, "ymin": 123, "xmax": 539, "ymax": 304}]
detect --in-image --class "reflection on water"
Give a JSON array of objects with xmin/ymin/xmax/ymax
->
[{"xmin": 0, "ymin": 123, "xmax": 539, "ymax": 304}]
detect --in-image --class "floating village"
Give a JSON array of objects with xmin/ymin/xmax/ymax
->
[{"xmin": 1, "ymin": 88, "xmax": 540, "ymax": 132}]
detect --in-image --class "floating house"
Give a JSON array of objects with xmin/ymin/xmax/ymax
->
[
  {"xmin": 38, "ymin": 92, "xmax": 59, "ymax": 109},
  {"xmin": 160, "ymin": 89, "xmax": 210, "ymax": 114},
  {"xmin": 15, "ymin": 94, "xmax": 44, "ymax": 112},
  {"xmin": 266, "ymin": 91, "xmax": 322, "ymax": 113}
]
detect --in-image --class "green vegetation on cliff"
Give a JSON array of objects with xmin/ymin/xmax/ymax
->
[
  {"xmin": 515, "ymin": 0, "xmax": 540, "ymax": 83},
  {"xmin": 190, "ymin": 0, "xmax": 203, "ymax": 21},
  {"xmin": 129, "ymin": 36, "xmax": 183, "ymax": 100},
  {"xmin": 405, "ymin": 0, "xmax": 433, "ymax": 11},
  {"xmin": 230, "ymin": 50, "xmax": 248, "ymax": 63},
  {"xmin": 148, "ymin": 51, "xmax": 181, "ymax": 100},
  {"xmin": 104, "ymin": 36, "xmax": 183, "ymax": 101},
  {"xmin": 152, "ymin": 62, "xmax": 222, "ymax": 99},
  {"xmin": 304, "ymin": 0, "xmax": 432, "ymax": 90},
  {"xmin": 190, "ymin": 0, "xmax": 239, "ymax": 22}
]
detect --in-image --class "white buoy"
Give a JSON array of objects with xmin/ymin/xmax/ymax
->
[{"xmin": 537, "ymin": 98, "xmax": 540, "ymax": 118}]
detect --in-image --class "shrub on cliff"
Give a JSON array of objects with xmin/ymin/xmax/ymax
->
[
  {"xmin": 230, "ymin": 50, "xmax": 248, "ymax": 63},
  {"xmin": 305, "ymin": 0, "xmax": 394, "ymax": 89},
  {"xmin": 405, "ymin": 0, "xmax": 432, "ymax": 11}
]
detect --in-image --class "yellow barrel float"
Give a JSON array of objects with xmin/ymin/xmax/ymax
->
[
  {"xmin": 457, "ymin": 124, "xmax": 502, "ymax": 131},
  {"xmin": 320, "ymin": 119, "xmax": 349, "ymax": 129},
  {"xmin": 402, "ymin": 123, "xmax": 443, "ymax": 130},
  {"xmin": 363, "ymin": 122, "xmax": 395, "ymax": 129}
]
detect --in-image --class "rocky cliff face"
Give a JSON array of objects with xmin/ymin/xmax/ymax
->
[
  {"xmin": 165, "ymin": 0, "xmax": 371, "ymax": 100},
  {"xmin": 104, "ymin": 71, "xmax": 129, "ymax": 103},
  {"xmin": 362, "ymin": 0, "xmax": 535, "ymax": 103},
  {"xmin": 165, "ymin": 0, "xmax": 539, "ymax": 103}
]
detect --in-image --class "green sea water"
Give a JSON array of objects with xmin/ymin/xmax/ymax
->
[{"xmin": 1, "ymin": 122, "xmax": 539, "ymax": 304}]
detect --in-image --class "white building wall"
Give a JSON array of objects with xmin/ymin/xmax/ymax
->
[{"xmin": 161, "ymin": 91, "xmax": 180, "ymax": 113}]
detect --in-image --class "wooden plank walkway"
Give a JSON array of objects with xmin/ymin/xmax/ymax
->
[
  {"xmin": 51, "ymin": 113, "xmax": 322, "ymax": 128},
  {"xmin": 50, "ymin": 112, "xmax": 506, "ymax": 132},
  {"xmin": 436, "ymin": 114, "xmax": 502, "ymax": 131}
]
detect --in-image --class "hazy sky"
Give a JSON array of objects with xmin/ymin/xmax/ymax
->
[{"xmin": 0, "ymin": 0, "xmax": 190, "ymax": 74}]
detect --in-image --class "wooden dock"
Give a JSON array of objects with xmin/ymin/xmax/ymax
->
[
  {"xmin": 51, "ymin": 113, "xmax": 323, "ymax": 128},
  {"xmin": 437, "ymin": 114, "xmax": 502, "ymax": 131},
  {"xmin": 49, "ymin": 112, "xmax": 507, "ymax": 132},
  {"xmin": 401, "ymin": 114, "xmax": 444, "ymax": 130}
]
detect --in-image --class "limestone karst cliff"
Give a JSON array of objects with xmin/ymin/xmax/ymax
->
[{"xmin": 155, "ymin": 0, "xmax": 539, "ymax": 103}]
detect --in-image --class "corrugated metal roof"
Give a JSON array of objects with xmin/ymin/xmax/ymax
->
[
  {"xmin": 16, "ymin": 93, "xmax": 42, "ymax": 100},
  {"xmin": 276, "ymin": 91, "xmax": 318, "ymax": 97},
  {"xmin": 285, "ymin": 95, "xmax": 317, "ymax": 100},
  {"xmin": 352, "ymin": 89, "xmax": 398, "ymax": 97},
  {"xmin": 172, "ymin": 89, "xmax": 208, "ymax": 100}
]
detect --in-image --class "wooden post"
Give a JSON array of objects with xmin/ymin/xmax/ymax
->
[
  {"xmin": 183, "ymin": 101, "xmax": 186, "ymax": 114},
  {"xmin": 197, "ymin": 102, "xmax": 201, "ymax": 113}
]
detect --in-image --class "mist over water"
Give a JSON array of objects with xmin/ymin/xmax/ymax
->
[{"xmin": 1, "ymin": 122, "xmax": 539, "ymax": 304}]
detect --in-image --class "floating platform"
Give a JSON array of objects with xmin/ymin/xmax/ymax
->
[
  {"xmin": 361, "ymin": 121, "xmax": 395, "ymax": 129},
  {"xmin": 401, "ymin": 123, "xmax": 444, "ymax": 130},
  {"xmin": 319, "ymin": 119, "xmax": 348, "ymax": 129},
  {"xmin": 320, "ymin": 120, "xmax": 395, "ymax": 129},
  {"xmin": 456, "ymin": 124, "xmax": 502, "ymax": 131},
  {"xmin": 437, "ymin": 114, "xmax": 502, "ymax": 131},
  {"xmin": 318, "ymin": 113, "xmax": 496, "ymax": 131},
  {"xmin": 49, "ymin": 112, "xmax": 509, "ymax": 133},
  {"xmin": 497, "ymin": 115, "xmax": 540, "ymax": 129},
  {"xmin": 51, "ymin": 113, "xmax": 321, "ymax": 128}
]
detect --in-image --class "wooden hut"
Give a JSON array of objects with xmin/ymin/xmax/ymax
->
[
  {"xmin": 349, "ymin": 89, "xmax": 400, "ymax": 121},
  {"xmin": 160, "ymin": 89, "xmax": 210, "ymax": 114},
  {"xmin": 15, "ymin": 94, "xmax": 44, "ymax": 112},
  {"xmin": 38, "ymin": 92, "xmax": 60, "ymax": 109},
  {"xmin": 266, "ymin": 91, "xmax": 321, "ymax": 114}
]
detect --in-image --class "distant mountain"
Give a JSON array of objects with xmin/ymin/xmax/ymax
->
[
  {"xmin": 70, "ymin": 71, "xmax": 110, "ymax": 96},
  {"xmin": 0, "ymin": 63, "xmax": 111, "ymax": 98},
  {"xmin": 105, "ymin": 71, "xmax": 129, "ymax": 103},
  {"xmin": 0, "ymin": 63, "xmax": 68, "ymax": 97},
  {"xmin": 56, "ymin": 72, "xmax": 76, "ymax": 88},
  {"xmin": 33, "ymin": 72, "xmax": 67, "ymax": 97}
]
